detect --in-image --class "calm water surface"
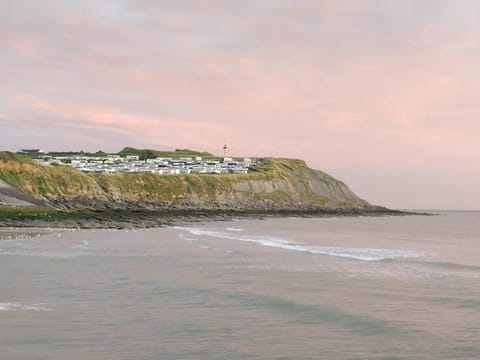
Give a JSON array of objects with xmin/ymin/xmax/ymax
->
[{"xmin": 1, "ymin": 211, "xmax": 479, "ymax": 359}]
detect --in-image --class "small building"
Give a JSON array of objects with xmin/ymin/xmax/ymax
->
[{"xmin": 19, "ymin": 149, "xmax": 45, "ymax": 154}]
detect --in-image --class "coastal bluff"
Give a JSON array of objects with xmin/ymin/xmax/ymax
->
[{"xmin": 0, "ymin": 151, "xmax": 376, "ymax": 212}]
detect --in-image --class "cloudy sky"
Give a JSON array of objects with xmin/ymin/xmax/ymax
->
[{"xmin": 1, "ymin": 0, "xmax": 479, "ymax": 209}]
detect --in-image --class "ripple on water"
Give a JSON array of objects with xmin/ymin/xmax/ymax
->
[{"xmin": 0, "ymin": 302, "xmax": 52, "ymax": 312}]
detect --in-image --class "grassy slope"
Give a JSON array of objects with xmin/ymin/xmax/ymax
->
[{"xmin": 0, "ymin": 152, "xmax": 369, "ymax": 210}]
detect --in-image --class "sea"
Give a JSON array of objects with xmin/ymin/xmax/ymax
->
[{"xmin": 1, "ymin": 211, "xmax": 479, "ymax": 360}]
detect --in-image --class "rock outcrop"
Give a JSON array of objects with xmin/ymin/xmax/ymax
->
[{"xmin": 0, "ymin": 179, "xmax": 50, "ymax": 209}]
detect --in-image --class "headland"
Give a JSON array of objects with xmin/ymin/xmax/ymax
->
[{"xmin": 0, "ymin": 148, "xmax": 418, "ymax": 228}]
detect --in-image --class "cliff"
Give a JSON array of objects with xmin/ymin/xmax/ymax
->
[{"xmin": 0, "ymin": 152, "xmax": 372, "ymax": 212}]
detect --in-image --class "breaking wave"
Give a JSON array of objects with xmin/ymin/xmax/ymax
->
[{"xmin": 175, "ymin": 227, "xmax": 423, "ymax": 262}]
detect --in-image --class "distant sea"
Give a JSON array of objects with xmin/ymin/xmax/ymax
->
[{"xmin": 1, "ymin": 211, "xmax": 479, "ymax": 359}]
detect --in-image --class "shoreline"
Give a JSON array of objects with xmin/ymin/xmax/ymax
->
[{"xmin": 0, "ymin": 207, "xmax": 431, "ymax": 230}]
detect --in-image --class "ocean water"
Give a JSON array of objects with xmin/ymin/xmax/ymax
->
[{"xmin": 1, "ymin": 211, "xmax": 479, "ymax": 359}]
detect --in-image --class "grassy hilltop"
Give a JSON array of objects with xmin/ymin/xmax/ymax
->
[
  {"xmin": 41, "ymin": 147, "xmax": 215, "ymax": 160},
  {"xmin": 0, "ymin": 150, "xmax": 371, "ymax": 212}
]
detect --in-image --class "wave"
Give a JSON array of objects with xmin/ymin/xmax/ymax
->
[
  {"xmin": 0, "ymin": 249, "xmax": 87, "ymax": 258},
  {"xmin": 0, "ymin": 302, "xmax": 52, "ymax": 312},
  {"xmin": 409, "ymin": 261, "xmax": 480, "ymax": 278},
  {"xmin": 175, "ymin": 227, "xmax": 423, "ymax": 261},
  {"xmin": 421, "ymin": 261, "xmax": 480, "ymax": 271},
  {"xmin": 290, "ymin": 245, "xmax": 421, "ymax": 261}
]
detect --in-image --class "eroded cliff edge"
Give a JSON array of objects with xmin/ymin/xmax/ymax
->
[{"xmin": 0, "ymin": 152, "xmax": 374, "ymax": 212}]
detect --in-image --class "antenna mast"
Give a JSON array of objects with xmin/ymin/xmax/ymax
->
[{"xmin": 223, "ymin": 144, "xmax": 228, "ymax": 157}]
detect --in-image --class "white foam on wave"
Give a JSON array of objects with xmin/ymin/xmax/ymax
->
[
  {"xmin": 288, "ymin": 245, "xmax": 422, "ymax": 261},
  {"xmin": 175, "ymin": 226, "xmax": 423, "ymax": 261},
  {"xmin": 71, "ymin": 240, "xmax": 94, "ymax": 250},
  {"xmin": 227, "ymin": 227, "xmax": 244, "ymax": 232},
  {"xmin": 175, "ymin": 226, "xmax": 295, "ymax": 246},
  {"xmin": 0, "ymin": 302, "xmax": 52, "ymax": 312}
]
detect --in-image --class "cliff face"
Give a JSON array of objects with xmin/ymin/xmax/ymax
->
[{"xmin": 0, "ymin": 153, "xmax": 371, "ymax": 211}]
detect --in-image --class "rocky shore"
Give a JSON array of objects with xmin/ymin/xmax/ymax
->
[{"xmin": 0, "ymin": 207, "xmax": 427, "ymax": 229}]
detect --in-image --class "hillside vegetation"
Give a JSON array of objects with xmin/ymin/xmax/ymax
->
[
  {"xmin": 21, "ymin": 147, "xmax": 215, "ymax": 160},
  {"xmin": 0, "ymin": 151, "xmax": 371, "ymax": 211},
  {"xmin": 118, "ymin": 147, "xmax": 214, "ymax": 160}
]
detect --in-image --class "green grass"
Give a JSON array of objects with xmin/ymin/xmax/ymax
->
[
  {"xmin": 305, "ymin": 193, "xmax": 328, "ymax": 205},
  {"xmin": 0, "ymin": 208, "xmax": 60, "ymax": 220},
  {"xmin": 0, "ymin": 151, "xmax": 34, "ymax": 163},
  {"xmin": 0, "ymin": 170, "xmax": 22, "ymax": 187}
]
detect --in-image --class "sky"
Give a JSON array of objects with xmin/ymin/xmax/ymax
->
[{"xmin": 1, "ymin": 0, "xmax": 480, "ymax": 210}]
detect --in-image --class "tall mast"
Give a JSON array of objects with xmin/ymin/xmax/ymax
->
[{"xmin": 223, "ymin": 144, "xmax": 228, "ymax": 157}]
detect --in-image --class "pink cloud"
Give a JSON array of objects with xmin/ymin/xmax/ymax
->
[
  {"xmin": 2, "ymin": 31, "xmax": 38, "ymax": 58},
  {"xmin": 11, "ymin": 94, "xmax": 234, "ymax": 152}
]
